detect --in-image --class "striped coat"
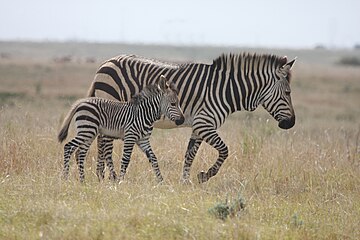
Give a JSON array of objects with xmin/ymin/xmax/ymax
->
[{"xmin": 87, "ymin": 53, "xmax": 296, "ymax": 183}]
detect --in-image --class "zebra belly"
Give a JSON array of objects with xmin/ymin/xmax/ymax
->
[{"xmin": 99, "ymin": 127, "xmax": 125, "ymax": 140}]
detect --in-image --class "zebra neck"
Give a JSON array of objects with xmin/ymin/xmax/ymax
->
[
  {"xmin": 208, "ymin": 65, "xmax": 267, "ymax": 114},
  {"xmin": 231, "ymin": 73, "xmax": 263, "ymax": 112},
  {"xmin": 136, "ymin": 95, "xmax": 162, "ymax": 125}
]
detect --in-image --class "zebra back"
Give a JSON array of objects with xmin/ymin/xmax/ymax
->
[{"xmin": 88, "ymin": 53, "xmax": 295, "ymax": 129}]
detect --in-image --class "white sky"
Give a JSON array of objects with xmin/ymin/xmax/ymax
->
[{"xmin": 1, "ymin": 0, "xmax": 359, "ymax": 48}]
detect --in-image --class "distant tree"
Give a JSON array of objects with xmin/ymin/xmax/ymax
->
[{"xmin": 314, "ymin": 44, "xmax": 326, "ymax": 50}]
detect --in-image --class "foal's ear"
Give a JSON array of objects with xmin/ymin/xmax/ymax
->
[
  {"xmin": 282, "ymin": 57, "xmax": 297, "ymax": 71},
  {"xmin": 158, "ymin": 75, "xmax": 169, "ymax": 91}
]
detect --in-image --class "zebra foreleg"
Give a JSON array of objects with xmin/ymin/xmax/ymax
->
[
  {"xmin": 103, "ymin": 139, "xmax": 117, "ymax": 181},
  {"xmin": 182, "ymin": 137, "xmax": 202, "ymax": 183},
  {"xmin": 137, "ymin": 138, "xmax": 163, "ymax": 183},
  {"xmin": 118, "ymin": 139, "xmax": 135, "ymax": 182},
  {"xmin": 196, "ymin": 130, "xmax": 228, "ymax": 183}
]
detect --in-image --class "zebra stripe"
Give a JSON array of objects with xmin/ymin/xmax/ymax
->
[
  {"xmin": 88, "ymin": 53, "xmax": 296, "ymax": 183},
  {"xmin": 59, "ymin": 76, "xmax": 184, "ymax": 182}
]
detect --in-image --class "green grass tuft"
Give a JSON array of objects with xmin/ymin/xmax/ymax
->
[{"xmin": 208, "ymin": 194, "xmax": 246, "ymax": 220}]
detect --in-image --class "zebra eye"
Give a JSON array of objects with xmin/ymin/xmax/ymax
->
[
  {"xmin": 170, "ymin": 102, "xmax": 176, "ymax": 107},
  {"xmin": 285, "ymin": 90, "xmax": 291, "ymax": 95}
]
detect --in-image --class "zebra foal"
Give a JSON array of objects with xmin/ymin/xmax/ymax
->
[{"xmin": 58, "ymin": 75, "xmax": 184, "ymax": 182}]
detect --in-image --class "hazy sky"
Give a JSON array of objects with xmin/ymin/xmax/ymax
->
[{"xmin": 1, "ymin": 0, "xmax": 359, "ymax": 48}]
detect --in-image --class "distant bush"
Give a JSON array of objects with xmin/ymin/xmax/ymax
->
[
  {"xmin": 338, "ymin": 56, "xmax": 360, "ymax": 66},
  {"xmin": 0, "ymin": 91, "xmax": 26, "ymax": 105}
]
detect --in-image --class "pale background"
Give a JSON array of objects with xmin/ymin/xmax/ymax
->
[{"xmin": 1, "ymin": 0, "xmax": 359, "ymax": 48}]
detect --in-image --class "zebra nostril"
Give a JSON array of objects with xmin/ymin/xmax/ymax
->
[{"xmin": 175, "ymin": 116, "xmax": 185, "ymax": 125}]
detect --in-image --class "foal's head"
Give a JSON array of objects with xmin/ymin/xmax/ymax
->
[{"xmin": 157, "ymin": 75, "xmax": 185, "ymax": 126}]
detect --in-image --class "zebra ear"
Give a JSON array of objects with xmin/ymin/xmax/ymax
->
[
  {"xmin": 158, "ymin": 75, "xmax": 168, "ymax": 91},
  {"xmin": 282, "ymin": 57, "xmax": 297, "ymax": 71}
]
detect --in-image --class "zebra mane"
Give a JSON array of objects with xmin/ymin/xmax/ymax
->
[
  {"xmin": 212, "ymin": 53, "xmax": 287, "ymax": 69},
  {"xmin": 123, "ymin": 54, "xmax": 184, "ymax": 69},
  {"xmin": 130, "ymin": 84, "xmax": 162, "ymax": 105}
]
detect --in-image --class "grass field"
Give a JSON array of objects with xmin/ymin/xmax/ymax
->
[{"xmin": 0, "ymin": 42, "xmax": 359, "ymax": 239}]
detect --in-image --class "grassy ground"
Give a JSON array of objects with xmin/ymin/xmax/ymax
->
[{"xmin": 0, "ymin": 42, "xmax": 359, "ymax": 239}]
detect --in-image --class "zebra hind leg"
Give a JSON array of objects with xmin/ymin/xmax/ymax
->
[
  {"xmin": 63, "ymin": 140, "xmax": 79, "ymax": 180},
  {"xmin": 137, "ymin": 138, "xmax": 163, "ymax": 183},
  {"xmin": 75, "ymin": 145, "xmax": 91, "ymax": 183},
  {"xmin": 182, "ymin": 137, "xmax": 202, "ymax": 184}
]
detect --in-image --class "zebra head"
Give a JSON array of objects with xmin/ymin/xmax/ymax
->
[
  {"xmin": 157, "ymin": 75, "xmax": 185, "ymax": 126},
  {"xmin": 261, "ymin": 57, "xmax": 296, "ymax": 129}
]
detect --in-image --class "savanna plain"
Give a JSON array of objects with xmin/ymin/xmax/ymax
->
[{"xmin": 0, "ymin": 42, "xmax": 359, "ymax": 239}]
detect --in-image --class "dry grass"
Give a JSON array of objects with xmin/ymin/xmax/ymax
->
[{"xmin": 0, "ymin": 42, "xmax": 359, "ymax": 239}]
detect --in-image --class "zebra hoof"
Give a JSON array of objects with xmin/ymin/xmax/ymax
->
[
  {"xmin": 197, "ymin": 171, "xmax": 208, "ymax": 183},
  {"xmin": 62, "ymin": 174, "xmax": 69, "ymax": 181},
  {"xmin": 118, "ymin": 176, "xmax": 125, "ymax": 185},
  {"xmin": 109, "ymin": 174, "xmax": 117, "ymax": 182},
  {"xmin": 156, "ymin": 180, "xmax": 164, "ymax": 186},
  {"xmin": 96, "ymin": 173, "xmax": 105, "ymax": 182},
  {"xmin": 180, "ymin": 178, "xmax": 193, "ymax": 185}
]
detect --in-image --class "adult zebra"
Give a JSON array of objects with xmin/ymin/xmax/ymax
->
[{"xmin": 87, "ymin": 53, "xmax": 296, "ymax": 183}]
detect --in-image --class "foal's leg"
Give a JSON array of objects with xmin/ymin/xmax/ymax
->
[
  {"xmin": 103, "ymin": 138, "xmax": 117, "ymax": 181},
  {"xmin": 75, "ymin": 145, "xmax": 91, "ymax": 183},
  {"xmin": 96, "ymin": 136, "xmax": 116, "ymax": 181},
  {"xmin": 74, "ymin": 136, "xmax": 95, "ymax": 183},
  {"xmin": 137, "ymin": 137, "xmax": 163, "ymax": 183},
  {"xmin": 63, "ymin": 138, "xmax": 80, "ymax": 180},
  {"xmin": 118, "ymin": 138, "xmax": 135, "ymax": 182},
  {"xmin": 96, "ymin": 136, "xmax": 106, "ymax": 181}
]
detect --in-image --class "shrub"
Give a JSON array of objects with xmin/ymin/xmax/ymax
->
[
  {"xmin": 208, "ymin": 194, "xmax": 246, "ymax": 221},
  {"xmin": 338, "ymin": 56, "xmax": 360, "ymax": 66}
]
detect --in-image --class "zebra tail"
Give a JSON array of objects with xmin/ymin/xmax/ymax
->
[{"xmin": 58, "ymin": 99, "xmax": 83, "ymax": 143}]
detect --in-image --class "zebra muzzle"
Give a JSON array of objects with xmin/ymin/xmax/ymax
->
[
  {"xmin": 175, "ymin": 116, "xmax": 185, "ymax": 125},
  {"xmin": 278, "ymin": 116, "xmax": 295, "ymax": 129}
]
